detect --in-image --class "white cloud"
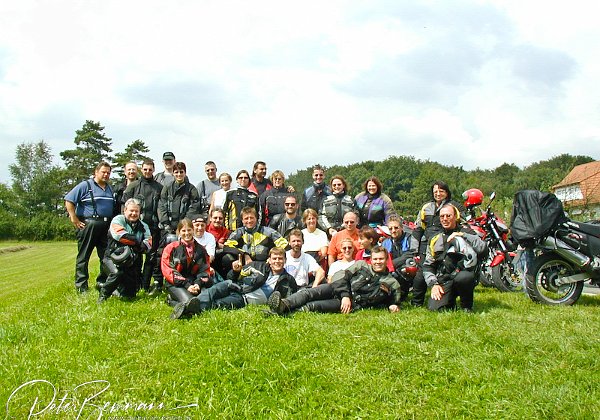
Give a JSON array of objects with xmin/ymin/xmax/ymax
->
[{"xmin": 0, "ymin": 0, "xmax": 598, "ymax": 187}]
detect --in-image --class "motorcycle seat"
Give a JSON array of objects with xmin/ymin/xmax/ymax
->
[{"xmin": 570, "ymin": 221, "xmax": 600, "ymax": 238}]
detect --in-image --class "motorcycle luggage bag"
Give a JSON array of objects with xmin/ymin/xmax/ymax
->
[{"xmin": 510, "ymin": 190, "xmax": 568, "ymax": 246}]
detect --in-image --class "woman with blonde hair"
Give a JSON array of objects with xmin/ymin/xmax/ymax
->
[
  {"xmin": 209, "ymin": 172, "xmax": 232, "ymax": 215},
  {"xmin": 301, "ymin": 208, "xmax": 329, "ymax": 269}
]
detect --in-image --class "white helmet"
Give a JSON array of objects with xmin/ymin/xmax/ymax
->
[{"xmin": 446, "ymin": 236, "xmax": 478, "ymax": 269}]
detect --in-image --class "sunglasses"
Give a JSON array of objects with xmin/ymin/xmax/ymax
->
[{"xmin": 341, "ymin": 246, "xmax": 353, "ymax": 250}]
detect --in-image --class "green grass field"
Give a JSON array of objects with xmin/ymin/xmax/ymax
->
[{"xmin": 1, "ymin": 241, "xmax": 599, "ymax": 419}]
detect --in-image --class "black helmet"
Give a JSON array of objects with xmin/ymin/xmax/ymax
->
[{"xmin": 110, "ymin": 246, "xmax": 136, "ymax": 267}]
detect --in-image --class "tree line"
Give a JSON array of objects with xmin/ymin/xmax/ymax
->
[
  {"xmin": 0, "ymin": 120, "xmax": 150, "ymax": 239},
  {"xmin": 286, "ymin": 153, "xmax": 595, "ymax": 223},
  {"xmin": 0, "ymin": 120, "xmax": 594, "ymax": 240}
]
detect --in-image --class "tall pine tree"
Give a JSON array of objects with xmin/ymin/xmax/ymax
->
[{"xmin": 60, "ymin": 120, "xmax": 113, "ymax": 187}]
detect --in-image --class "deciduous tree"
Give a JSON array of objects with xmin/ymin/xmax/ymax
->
[{"xmin": 9, "ymin": 141, "xmax": 64, "ymax": 216}]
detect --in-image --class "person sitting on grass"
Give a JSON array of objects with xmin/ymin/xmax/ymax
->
[
  {"xmin": 161, "ymin": 218, "xmax": 212, "ymax": 319},
  {"xmin": 355, "ymin": 226, "xmax": 395, "ymax": 272},
  {"xmin": 285, "ymin": 229, "xmax": 326, "ymax": 288},
  {"xmin": 206, "ymin": 208, "xmax": 230, "ymax": 249},
  {"xmin": 327, "ymin": 238, "xmax": 357, "ymax": 280},
  {"xmin": 268, "ymin": 246, "xmax": 401, "ymax": 315},
  {"xmin": 192, "ymin": 214, "xmax": 216, "ymax": 264},
  {"xmin": 174, "ymin": 247, "xmax": 298, "ymax": 317},
  {"xmin": 327, "ymin": 211, "xmax": 361, "ymax": 268},
  {"xmin": 381, "ymin": 216, "xmax": 419, "ymax": 301},
  {"xmin": 219, "ymin": 206, "xmax": 288, "ymax": 277},
  {"xmin": 300, "ymin": 208, "xmax": 329, "ymax": 269}
]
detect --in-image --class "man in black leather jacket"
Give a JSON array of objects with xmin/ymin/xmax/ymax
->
[
  {"xmin": 122, "ymin": 159, "xmax": 163, "ymax": 291},
  {"xmin": 269, "ymin": 246, "xmax": 401, "ymax": 315},
  {"xmin": 151, "ymin": 161, "xmax": 201, "ymax": 295}
]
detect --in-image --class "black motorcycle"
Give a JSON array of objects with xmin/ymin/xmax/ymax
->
[{"xmin": 511, "ymin": 190, "xmax": 600, "ymax": 305}]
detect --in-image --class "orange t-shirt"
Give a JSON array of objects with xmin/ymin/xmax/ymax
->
[{"xmin": 327, "ymin": 229, "xmax": 360, "ymax": 261}]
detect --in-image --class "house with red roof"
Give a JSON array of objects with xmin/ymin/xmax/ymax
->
[{"xmin": 552, "ymin": 161, "xmax": 600, "ymax": 219}]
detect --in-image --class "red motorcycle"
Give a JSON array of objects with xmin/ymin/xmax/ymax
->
[{"xmin": 463, "ymin": 189, "xmax": 520, "ymax": 292}]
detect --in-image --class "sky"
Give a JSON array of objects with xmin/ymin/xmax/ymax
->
[{"xmin": 0, "ymin": 0, "xmax": 598, "ymax": 186}]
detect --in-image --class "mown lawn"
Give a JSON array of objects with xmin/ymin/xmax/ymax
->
[{"xmin": 1, "ymin": 241, "xmax": 599, "ymax": 419}]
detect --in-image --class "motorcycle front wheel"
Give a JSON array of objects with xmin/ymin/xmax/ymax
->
[
  {"xmin": 479, "ymin": 264, "xmax": 495, "ymax": 287},
  {"xmin": 492, "ymin": 259, "xmax": 521, "ymax": 292},
  {"xmin": 525, "ymin": 253, "xmax": 584, "ymax": 305}
]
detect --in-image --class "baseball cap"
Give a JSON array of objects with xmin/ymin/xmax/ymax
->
[{"xmin": 162, "ymin": 152, "xmax": 175, "ymax": 160}]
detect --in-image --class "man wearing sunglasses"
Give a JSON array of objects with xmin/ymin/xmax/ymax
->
[
  {"xmin": 223, "ymin": 170, "xmax": 259, "ymax": 231},
  {"xmin": 422, "ymin": 204, "xmax": 486, "ymax": 312},
  {"xmin": 268, "ymin": 195, "xmax": 304, "ymax": 238},
  {"xmin": 327, "ymin": 211, "xmax": 361, "ymax": 267}
]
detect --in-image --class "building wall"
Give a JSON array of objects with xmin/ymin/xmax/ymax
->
[{"xmin": 555, "ymin": 185, "xmax": 583, "ymax": 201}]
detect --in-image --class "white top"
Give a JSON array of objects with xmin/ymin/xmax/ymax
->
[
  {"xmin": 194, "ymin": 231, "xmax": 216, "ymax": 258},
  {"xmin": 285, "ymin": 251, "xmax": 320, "ymax": 287},
  {"xmin": 244, "ymin": 273, "xmax": 280, "ymax": 305},
  {"xmin": 301, "ymin": 228, "xmax": 329, "ymax": 252},
  {"xmin": 327, "ymin": 260, "xmax": 355, "ymax": 279},
  {"xmin": 212, "ymin": 189, "xmax": 228, "ymax": 209}
]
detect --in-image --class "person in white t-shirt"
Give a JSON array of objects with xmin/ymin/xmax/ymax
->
[
  {"xmin": 300, "ymin": 208, "xmax": 329, "ymax": 266},
  {"xmin": 285, "ymin": 229, "xmax": 326, "ymax": 288},
  {"xmin": 327, "ymin": 238, "xmax": 356, "ymax": 280},
  {"xmin": 208, "ymin": 172, "xmax": 232, "ymax": 215},
  {"xmin": 192, "ymin": 215, "xmax": 216, "ymax": 263}
]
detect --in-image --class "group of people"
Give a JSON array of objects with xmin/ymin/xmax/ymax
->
[{"xmin": 64, "ymin": 153, "xmax": 487, "ymax": 319}]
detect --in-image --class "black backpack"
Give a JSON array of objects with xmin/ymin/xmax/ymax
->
[{"xmin": 510, "ymin": 190, "xmax": 568, "ymax": 247}]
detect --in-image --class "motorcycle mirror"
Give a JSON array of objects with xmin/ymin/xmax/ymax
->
[{"xmin": 490, "ymin": 191, "xmax": 496, "ymax": 201}]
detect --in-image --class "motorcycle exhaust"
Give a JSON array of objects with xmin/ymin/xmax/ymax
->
[{"xmin": 541, "ymin": 237, "xmax": 591, "ymax": 268}]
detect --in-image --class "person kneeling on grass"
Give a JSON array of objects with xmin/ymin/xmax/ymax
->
[
  {"xmin": 422, "ymin": 204, "xmax": 487, "ymax": 312},
  {"xmin": 268, "ymin": 246, "xmax": 401, "ymax": 315},
  {"xmin": 161, "ymin": 218, "xmax": 213, "ymax": 319},
  {"xmin": 99, "ymin": 199, "xmax": 152, "ymax": 303}
]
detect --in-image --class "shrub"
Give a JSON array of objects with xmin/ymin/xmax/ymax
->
[{"xmin": 8, "ymin": 213, "xmax": 74, "ymax": 240}]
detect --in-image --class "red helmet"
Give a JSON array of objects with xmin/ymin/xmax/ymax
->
[
  {"xmin": 462, "ymin": 188, "xmax": 484, "ymax": 209},
  {"xmin": 401, "ymin": 258, "xmax": 418, "ymax": 278}
]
